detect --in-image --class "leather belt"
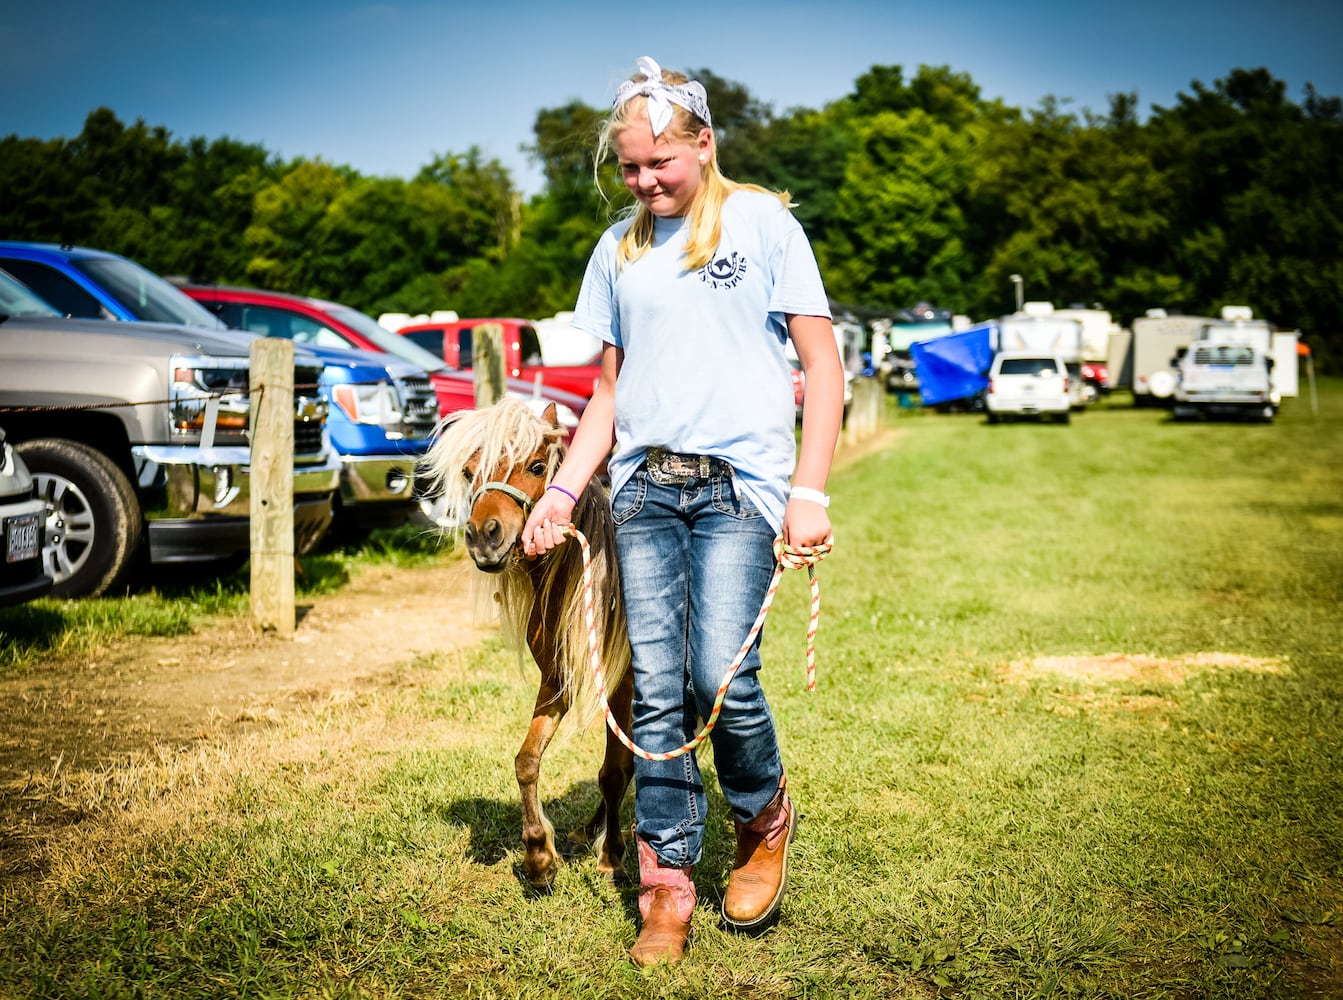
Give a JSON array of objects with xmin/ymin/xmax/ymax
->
[{"xmin": 646, "ymin": 447, "xmax": 733, "ymax": 484}]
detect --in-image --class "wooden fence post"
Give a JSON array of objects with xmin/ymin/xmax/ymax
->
[
  {"xmin": 249, "ymin": 338, "xmax": 295, "ymax": 636},
  {"xmin": 474, "ymin": 323, "xmax": 506, "ymax": 407},
  {"xmin": 843, "ymin": 376, "xmax": 882, "ymax": 445}
]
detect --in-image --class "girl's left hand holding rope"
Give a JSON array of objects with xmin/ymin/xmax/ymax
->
[{"xmin": 783, "ymin": 495, "xmax": 832, "ymax": 551}]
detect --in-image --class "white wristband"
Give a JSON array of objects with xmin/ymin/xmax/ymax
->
[{"xmin": 789, "ymin": 486, "xmax": 830, "ymax": 508}]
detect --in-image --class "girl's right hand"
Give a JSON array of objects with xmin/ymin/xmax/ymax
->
[{"xmin": 522, "ymin": 488, "xmax": 576, "ymax": 557}]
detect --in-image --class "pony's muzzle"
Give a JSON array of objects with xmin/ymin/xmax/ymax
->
[{"xmin": 464, "ymin": 518, "xmax": 514, "ymax": 571}]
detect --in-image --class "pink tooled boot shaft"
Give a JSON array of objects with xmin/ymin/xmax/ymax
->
[
  {"xmin": 635, "ymin": 836, "xmax": 695, "ymax": 922},
  {"xmin": 630, "ymin": 835, "xmax": 695, "ymax": 967}
]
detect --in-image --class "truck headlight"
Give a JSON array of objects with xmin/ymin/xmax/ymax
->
[
  {"xmin": 170, "ymin": 356, "xmax": 250, "ymax": 445},
  {"xmin": 331, "ymin": 382, "xmax": 404, "ymax": 432}
]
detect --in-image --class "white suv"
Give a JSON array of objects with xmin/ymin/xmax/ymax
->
[{"xmin": 986, "ymin": 353, "xmax": 1071, "ymax": 424}]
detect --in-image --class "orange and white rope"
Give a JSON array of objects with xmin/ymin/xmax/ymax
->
[{"xmin": 565, "ymin": 526, "xmax": 830, "ymax": 761}]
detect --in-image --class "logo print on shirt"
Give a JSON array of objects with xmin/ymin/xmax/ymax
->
[{"xmin": 698, "ymin": 252, "xmax": 747, "ymax": 289}]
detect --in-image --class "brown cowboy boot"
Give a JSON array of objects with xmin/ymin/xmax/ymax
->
[
  {"xmin": 722, "ymin": 777, "xmax": 797, "ymax": 933},
  {"xmin": 629, "ymin": 835, "xmax": 694, "ymax": 967}
]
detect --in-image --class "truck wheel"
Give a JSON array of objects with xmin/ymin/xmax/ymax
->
[{"xmin": 17, "ymin": 438, "xmax": 144, "ymax": 598}]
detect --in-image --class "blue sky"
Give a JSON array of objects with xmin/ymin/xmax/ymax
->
[{"xmin": 4, "ymin": 0, "xmax": 1341, "ymax": 196}]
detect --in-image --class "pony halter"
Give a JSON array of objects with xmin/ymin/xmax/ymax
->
[{"xmin": 470, "ymin": 480, "xmax": 535, "ymax": 515}]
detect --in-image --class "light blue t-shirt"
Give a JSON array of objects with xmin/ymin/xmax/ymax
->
[{"xmin": 571, "ymin": 189, "xmax": 831, "ymax": 531}]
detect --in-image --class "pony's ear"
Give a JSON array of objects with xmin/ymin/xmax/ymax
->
[{"xmin": 541, "ymin": 402, "xmax": 559, "ymax": 428}]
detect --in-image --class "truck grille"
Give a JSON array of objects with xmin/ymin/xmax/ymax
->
[
  {"xmin": 294, "ymin": 362, "xmax": 329, "ymax": 456},
  {"xmin": 1192, "ymin": 345, "xmax": 1254, "ymax": 366},
  {"xmin": 294, "ymin": 415, "xmax": 325, "ymax": 455},
  {"xmin": 399, "ymin": 375, "xmax": 440, "ymax": 440}
]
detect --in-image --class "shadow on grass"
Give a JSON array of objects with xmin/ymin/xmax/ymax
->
[{"xmin": 438, "ymin": 782, "xmax": 612, "ymax": 862}]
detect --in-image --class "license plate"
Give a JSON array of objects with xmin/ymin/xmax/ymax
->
[{"xmin": 5, "ymin": 512, "xmax": 40, "ymax": 563}]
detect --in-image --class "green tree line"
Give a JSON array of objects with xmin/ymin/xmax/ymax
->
[{"xmin": 2, "ymin": 64, "xmax": 1339, "ymax": 370}]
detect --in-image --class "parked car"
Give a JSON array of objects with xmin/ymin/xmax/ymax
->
[
  {"xmin": 0, "ymin": 270, "xmax": 340, "ymax": 597},
  {"xmin": 1080, "ymin": 360, "xmax": 1112, "ymax": 397},
  {"xmin": 309, "ymin": 347, "xmax": 440, "ymax": 535},
  {"xmin": 175, "ymin": 284, "xmax": 587, "ymax": 431},
  {"xmin": 0, "ymin": 244, "xmax": 439, "ymax": 537},
  {"xmin": 0, "ymin": 425, "xmax": 54, "ymax": 607},
  {"xmin": 1063, "ymin": 361, "xmax": 1092, "ymax": 409},
  {"xmin": 985, "ymin": 353, "xmax": 1071, "ymax": 424},
  {"xmin": 884, "ymin": 349, "xmax": 920, "ymax": 394},
  {"xmin": 395, "ymin": 317, "xmax": 602, "ymax": 399}
]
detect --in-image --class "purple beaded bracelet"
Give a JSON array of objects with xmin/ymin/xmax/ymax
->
[{"xmin": 547, "ymin": 484, "xmax": 579, "ymax": 505}]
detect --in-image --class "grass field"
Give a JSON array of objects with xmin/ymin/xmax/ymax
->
[{"xmin": 1, "ymin": 384, "xmax": 1340, "ymax": 999}]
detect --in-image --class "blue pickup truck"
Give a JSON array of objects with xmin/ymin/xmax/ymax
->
[{"xmin": 0, "ymin": 242, "xmax": 437, "ymax": 538}]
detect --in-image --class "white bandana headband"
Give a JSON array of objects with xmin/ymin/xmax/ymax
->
[{"xmin": 612, "ymin": 56, "xmax": 713, "ymax": 137}]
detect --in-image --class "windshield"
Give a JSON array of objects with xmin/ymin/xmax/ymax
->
[
  {"xmin": 0, "ymin": 269, "xmax": 62, "ymax": 318},
  {"xmin": 328, "ymin": 306, "xmax": 450, "ymax": 371},
  {"xmin": 77, "ymin": 257, "xmax": 223, "ymax": 328}
]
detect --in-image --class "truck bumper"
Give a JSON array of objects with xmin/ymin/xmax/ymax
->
[
  {"xmin": 1177, "ymin": 390, "xmax": 1271, "ymax": 406},
  {"xmin": 339, "ymin": 454, "xmax": 418, "ymax": 506},
  {"xmin": 132, "ymin": 443, "xmax": 342, "ymax": 560},
  {"xmin": 146, "ymin": 495, "xmax": 335, "ymax": 563}
]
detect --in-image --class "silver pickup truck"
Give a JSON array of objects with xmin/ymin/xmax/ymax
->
[{"xmin": 0, "ymin": 274, "xmax": 340, "ymax": 597}]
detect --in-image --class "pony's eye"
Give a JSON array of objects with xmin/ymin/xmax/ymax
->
[
  {"xmin": 528, "ymin": 461, "xmax": 547, "ymax": 477},
  {"xmin": 462, "ymin": 468, "xmax": 474, "ymax": 483}
]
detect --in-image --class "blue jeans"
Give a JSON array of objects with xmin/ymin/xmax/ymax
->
[{"xmin": 612, "ymin": 468, "xmax": 784, "ymax": 868}]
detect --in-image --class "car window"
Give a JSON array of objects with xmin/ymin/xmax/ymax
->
[
  {"xmin": 0, "ymin": 269, "xmax": 62, "ymax": 317},
  {"xmin": 239, "ymin": 305, "xmax": 355, "ymax": 350},
  {"xmin": 460, "ymin": 327, "xmax": 474, "ymax": 369},
  {"xmin": 403, "ymin": 328, "xmax": 444, "ymax": 356},
  {"xmin": 325, "ymin": 306, "xmax": 447, "ymax": 371},
  {"xmin": 999, "ymin": 358, "xmax": 1058, "ymax": 376},
  {"xmin": 0, "ymin": 259, "xmax": 109, "ymax": 319},
  {"xmin": 77, "ymin": 258, "xmax": 221, "ymax": 327},
  {"xmin": 518, "ymin": 325, "xmax": 543, "ymax": 367}
]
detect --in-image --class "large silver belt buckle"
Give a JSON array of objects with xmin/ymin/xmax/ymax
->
[{"xmin": 647, "ymin": 448, "xmax": 709, "ymax": 484}]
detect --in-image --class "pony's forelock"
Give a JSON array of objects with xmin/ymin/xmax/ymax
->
[{"xmin": 421, "ymin": 398, "xmax": 566, "ymax": 530}]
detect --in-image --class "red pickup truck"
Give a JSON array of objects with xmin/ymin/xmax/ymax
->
[{"xmin": 397, "ymin": 318, "xmax": 602, "ymax": 400}]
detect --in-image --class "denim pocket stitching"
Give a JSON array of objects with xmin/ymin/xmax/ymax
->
[
  {"xmin": 711, "ymin": 477, "xmax": 761, "ymax": 520},
  {"xmin": 611, "ymin": 472, "xmax": 647, "ymax": 525}
]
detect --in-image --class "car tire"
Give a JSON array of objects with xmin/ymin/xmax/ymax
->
[{"xmin": 18, "ymin": 438, "xmax": 143, "ymax": 598}]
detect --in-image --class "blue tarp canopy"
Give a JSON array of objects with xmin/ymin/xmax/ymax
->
[{"xmin": 910, "ymin": 322, "xmax": 997, "ymax": 405}]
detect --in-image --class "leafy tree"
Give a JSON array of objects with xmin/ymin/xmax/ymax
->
[
  {"xmin": 822, "ymin": 108, "xmax": 975, "ymax": 310},
  {"xmin": 961, "ymin": 95, "xmax": 1177, "ymax": 319},
  {"xmin": 1145, "ymin": 68, "xmax": 1343, "ymax": 365}
]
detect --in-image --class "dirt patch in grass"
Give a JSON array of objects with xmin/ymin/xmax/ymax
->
[
  {"xmin": 998, "ymin": 652, "xmax": 1289, "ymax": 718},
  {"xmin": 1001, "ymin": 652, "xmax": 1287, "ymax": 687},
  {"xmin": 0, "ymin": 553, "xmax": 492, "ymax": 880}
]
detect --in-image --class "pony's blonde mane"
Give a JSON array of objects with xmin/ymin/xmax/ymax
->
[{"xmin": 420, "ymin": 398, "xmax": 629, "ymax": 728}]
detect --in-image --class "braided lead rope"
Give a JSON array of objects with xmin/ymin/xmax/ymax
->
[{"xmin": 565, "ymin": 525, "xmax": 831, "ymax": 762}]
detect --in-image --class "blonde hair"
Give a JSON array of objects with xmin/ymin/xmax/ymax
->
[{"xmin": 597, "ymin": 66, "xmax": 792, "ymax": 272}]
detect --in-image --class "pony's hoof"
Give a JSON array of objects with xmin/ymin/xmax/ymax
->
[
  {"xmin": 523, "ymin": 860, "xmax": 559, "ymax": 895},
  {"xmin": 597, "ymin": 860, "xmax": 630, "ymax": 886},
  {"xmin": 561, "ymin": 832, "xmax": 594, "ymax": 861}
]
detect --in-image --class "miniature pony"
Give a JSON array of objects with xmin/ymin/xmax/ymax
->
[{"xmin": 419, "ymin": 397, "xmax": 633, "ymax": 889}]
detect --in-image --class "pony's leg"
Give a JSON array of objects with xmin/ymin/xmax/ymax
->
[
  {"xmin": 516, "ymin": 683, "xmax": 567, "ymax": 891},
  {"xmin": 597, "ymin": 670, "xmax": 636, "ymax": 879},
  {"xmin": 562, "ymin": 669, "xmax": 635, "ymax": 880}
]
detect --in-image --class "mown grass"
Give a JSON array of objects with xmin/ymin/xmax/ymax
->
[{"xmin": 1, "ymin": 384, "xmax": 1340, "ymax": 999}]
